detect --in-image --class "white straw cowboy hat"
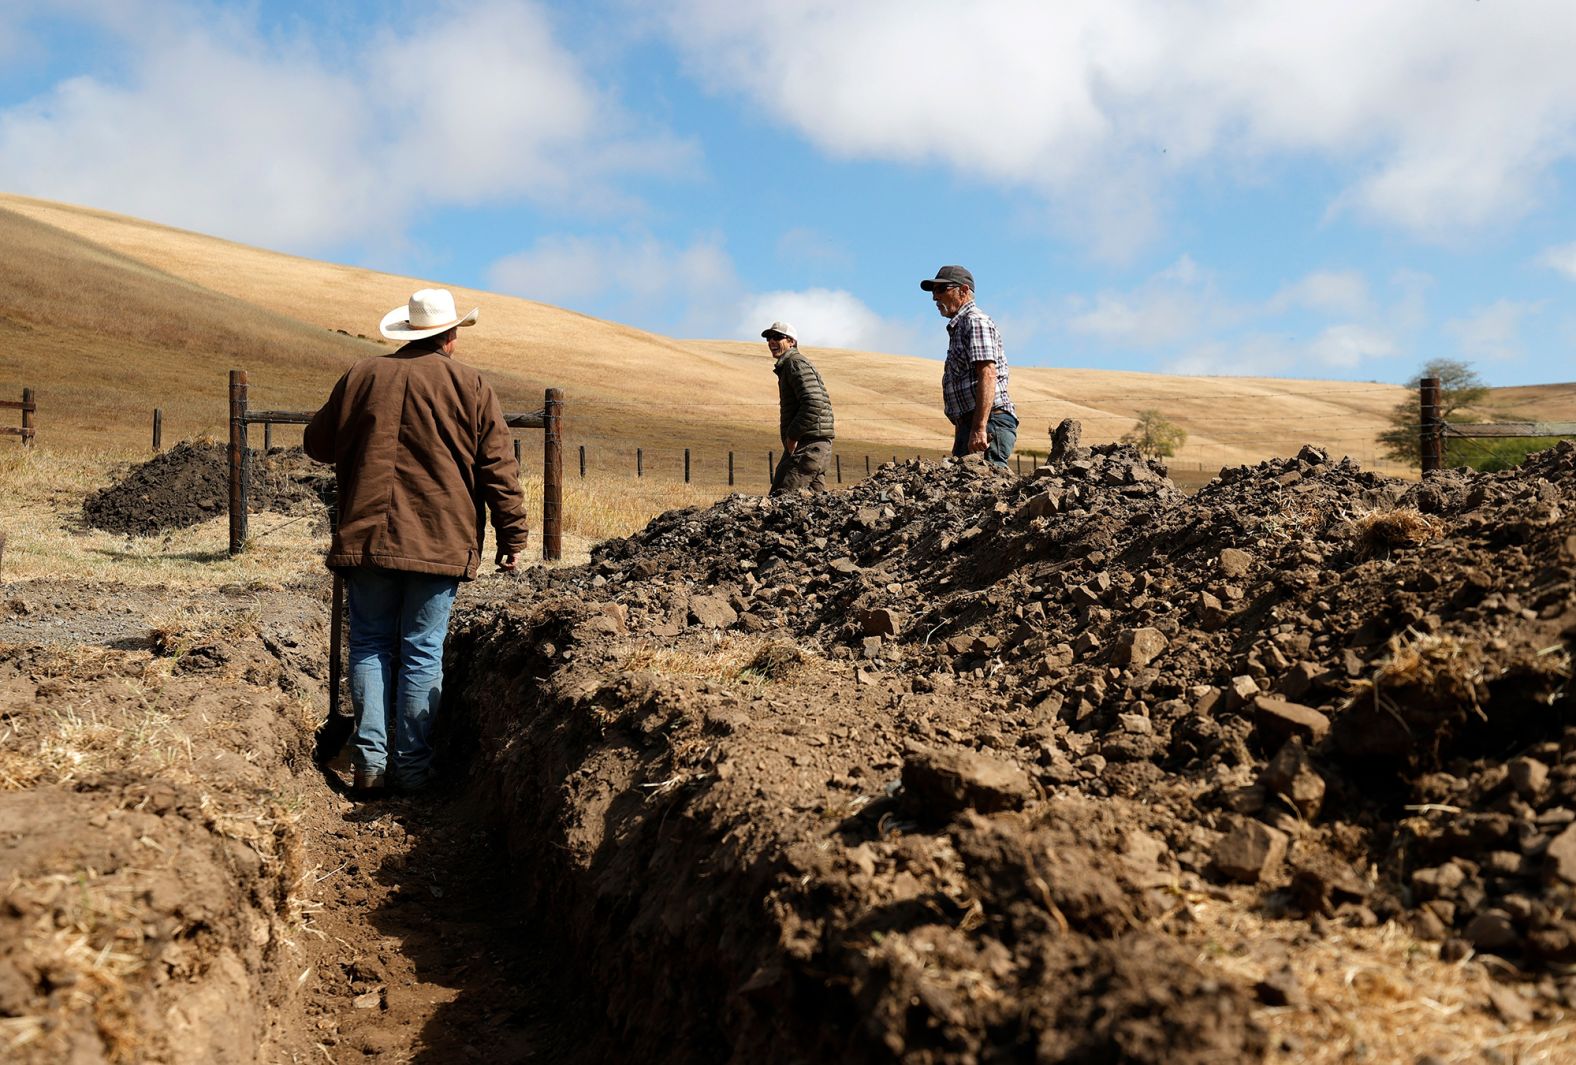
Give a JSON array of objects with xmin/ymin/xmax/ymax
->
[{"xmin": 379, "ymin": 288, "xmax": 479, "ymax": 341}]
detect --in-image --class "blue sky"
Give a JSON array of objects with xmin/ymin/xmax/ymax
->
[{"xmin": 3, "ymin": 1, "xmax": 1575, "ymax": 386}]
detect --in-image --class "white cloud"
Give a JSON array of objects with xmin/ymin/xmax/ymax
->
[
  {"xmin": 1066, "ymin": 255, "xmax": 1236, "ymax": 347},
  {"xmin": 663, "ymin": 1, "xmax": 1576, "ymax": 248},
  {"xmin": 1162, "ymin": 322, "xmax": 1400, "ymax": 377},
  {"xmin": 488, "ymin": 232, "xmax": 739, "ymax": 334},
  {"xmin": 735, "ymin": 288, "xmax": 919, "ymax": 352},
  {"xmin": 490, "ymin": 234, "xmax": 921, "ymax": 351},
  {"xmin": 0, "ymin": 2, "xmax": 691, "ymax": 250},
  {"xmin": 1164, "ymin": 335, "xmax": 1299, "ymax": 378},
  {"xmin": 1540, "ymin": 243, "xmax": 1576, "ymax": 281},
  {"xmin": 1446, "ymin": 299, "xmax": 1544, "ymax": 362},
  {"xmin": 1269, "ymin": 271, "xmax": 1372, "ymax": 318},
  {"xmin": 1307, "ymin": 324, "xmax": 1396, "ymax": 369}
]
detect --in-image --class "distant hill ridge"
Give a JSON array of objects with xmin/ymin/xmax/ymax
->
[{"xmin": 5, "ymin": 192, "xmax": 1532, "ymax": 475}]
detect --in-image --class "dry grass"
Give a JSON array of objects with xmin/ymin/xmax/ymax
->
[
  {"xmin": 1359, "ymin": 632, "xmax": 1485, "ymax": 706},
  {"xmin": 619, "ymin": 632, "xmax": 809, "ymax": 687},
  {"xmin": 1173, "ymin": 890, "xmax": 1576, "ymax": 1063},
  {"xmin": 3, "ymin": 870, "xmax": 148, "ymax": 1062},
  {"xmin": 1342, "ymin": 505, "xmax": 1444, "ymax": 558},
  {"xmin": 0, "ymin": 444, "xmax": 721, "ymax": 593}
]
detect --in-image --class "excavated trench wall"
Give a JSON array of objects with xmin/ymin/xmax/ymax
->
[{"xmin": 443, "ymin": 439, "xmax": 1576, "ymax": 1062}]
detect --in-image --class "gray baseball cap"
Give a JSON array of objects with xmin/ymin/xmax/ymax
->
[
  {"xmin": 760, "ymin": 320, "xmax": 798, "ymax": 343},
  {"xmin": 920, "ymin": 265, "xmax": 975, "ymax": 292}
]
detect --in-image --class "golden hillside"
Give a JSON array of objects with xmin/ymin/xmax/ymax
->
[{"xmin": 0, "ymin": 192, "xmax": 1501, "ymax": 480}]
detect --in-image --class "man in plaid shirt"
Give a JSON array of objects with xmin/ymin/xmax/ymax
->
[{"xmin": 921, "ymin": 265, "xmax": 1018, "ymax": 467}]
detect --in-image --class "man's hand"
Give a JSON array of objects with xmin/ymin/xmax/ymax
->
[
  {"xmin": 496, "ymin": 545, "xmax": 520, "ymax": 572},
  {"xmin": 967, "ymin": 426, "xmax": 989, "ymax": 453}
]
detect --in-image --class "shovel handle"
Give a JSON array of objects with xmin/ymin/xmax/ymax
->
[{"xmin": 328, "ymin": 571, "xmax": 344, "ymax": 717}]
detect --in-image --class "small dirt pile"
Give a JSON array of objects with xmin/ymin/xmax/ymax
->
[
  {"xmin": 445, "ymin": 427, "xmax": 1576, "ymax": 1063},
  {"xmin": 82, "ymin": 442, "xmax": 334, "ymax": 535}
]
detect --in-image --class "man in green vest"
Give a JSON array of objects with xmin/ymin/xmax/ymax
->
[{"xmin": 763, "ymin": 320, "xmax": 835, "ymax": 494}]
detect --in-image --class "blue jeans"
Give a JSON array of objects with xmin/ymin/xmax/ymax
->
[
  {"xmin": 952, "ymin": 408, "xmax": 1019, "ymax": 468},
  {"xmin": 344, "ymin": 567, "xmax": 460, "ymax": 788}
]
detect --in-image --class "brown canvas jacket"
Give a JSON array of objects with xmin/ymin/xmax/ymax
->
[{"xmin": 304, "ymin": 342, "xmax": 529, "ymax": 579}]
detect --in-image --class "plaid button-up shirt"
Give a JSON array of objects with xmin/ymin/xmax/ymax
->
[{"xmin": 941, "ymin": 300, "xmax": 1014, "ymax": 422}]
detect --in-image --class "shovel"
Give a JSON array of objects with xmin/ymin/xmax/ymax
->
[{"xmin": 314, "ymin": 570, "xmax": 355, "ymax": 766}]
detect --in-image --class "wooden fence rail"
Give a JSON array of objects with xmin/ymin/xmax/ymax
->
[
  {"xmin": 1419, "ymin": 375, "xmax": 1576, "ymax": 473},
  {"xmin": 1, "ymin": 387, "xmax": 35, "ymax": 445},
  {"xmin": 227, "ymin": 370, "xmax": 563, "ymax": 560}
]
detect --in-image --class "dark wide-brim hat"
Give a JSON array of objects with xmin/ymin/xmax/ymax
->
[{"xmin": 920, "ymin": 265, "xmax": 974, "ymax": 291}]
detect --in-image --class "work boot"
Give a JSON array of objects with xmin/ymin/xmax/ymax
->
[{"xmin": 352, "ymin": 766, "xmax": 387, "ymax": 797}]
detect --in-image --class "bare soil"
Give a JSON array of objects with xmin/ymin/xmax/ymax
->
[
  {"xmin": 8, "ymin": 432, "xmax": 1576, "ymax": 1063},
  {"xmin": 81, "ymin": 443, "xmax": 333, "ymax": 537},
  {"xmin": 0, "ymin": 577, "xmax": 564, "ymax": 1064}
]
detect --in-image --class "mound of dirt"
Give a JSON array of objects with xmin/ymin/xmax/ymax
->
[
  {"xmin": 444, "ymin": 430, "xmax": 1576, "ymax": 1062},
  {"xmin": 82, "ymin": 441, "xmax": 334, "ymax": 536}
]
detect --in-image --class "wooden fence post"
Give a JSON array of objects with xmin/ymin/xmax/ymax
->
[
  {"xmin": 684, "ymin": 448, "xmax": 691, "ymax": 483},
  {"xmin": 865, "ymin": 455, "xmax": 870, "ymax": 476},
  {"xmin": 579, "ymin": 444, "xmax": 586, "ymax": 478},
  {"xmin": 228, "ymin": 370, "xmax": 249, "ymax": 556},
  {"xmin": 728, "ymin": 450, "xmax": 734, "ymax": 486},
  {"xmin": 20, "ymin": 388, "xmax": 34, "ymax": 447},
  {"xmin": 152, "ymin": 409, "xmax": 163, "ymax": 452},
  {"xmin": 1420, "ymin": 376, "xmax": 1443, "ymax": 475},
  {"xmin": 542, "ymin": 388, "xmax": 562, "ymax": 561},
  {"xmin": 514, "ymin": 438, "xmax": 522, "ymax": 466},
  {"xmin": 637, "ymin": 447, "xmax": 643, "ymax": 477},
  {"xmin": 264, "ymin": 421, "xmax": 273, "ymax": 451}
]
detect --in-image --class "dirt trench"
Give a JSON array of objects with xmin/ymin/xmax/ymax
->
[
  {"xmin": 0, "ymin": 577, "xmax": 574, "ymax": 1065},
  {"xmin": 15, "ymin": 436, "xmax": 1576, "ymax": 1063}
]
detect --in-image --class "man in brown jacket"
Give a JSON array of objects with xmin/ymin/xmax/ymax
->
[{"xmin": 305, "ymin": 288, "xmax": 529, "ymax": 796}]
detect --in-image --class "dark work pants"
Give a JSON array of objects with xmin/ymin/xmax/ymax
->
[{"xmin": 770, "ymin": 438, "xmax": 832, "ymax": 494}]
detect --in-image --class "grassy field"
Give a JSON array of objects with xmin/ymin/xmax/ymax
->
[
  {"xmin": 0, "ymin": 442, "xmax": 741, "ymax": 594},
  {"xmin": 0, "ymin": 192, "xmax": 1456, "ymax": 479}
]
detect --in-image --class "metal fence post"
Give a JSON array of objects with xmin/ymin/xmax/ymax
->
[
  {"xmin": 637, "ymin": 447, "xmax": 643, "ymax": 478},
  {"xmin": 865, "ymin": 455, "xmax": 870, "ymax": 476},
  {"xmin": 542, "ymin": 388, "xmax": 562, "ymax": 561},
  {"xmin": 768, "ymin": 451, "xmax": 774, "ymax": 483},
  {"xmin": 728, "ymin": 450, "xmax": 734, "ymax": 486},
  {"xmin": 684, "ymin": 448, "xmax": 691, "ymax": 483},
  {"xmin": 152, "ymin": 408, "xmax": 163, "ymax": 451},
  {"xmin": 514, "ymin": 438, "xmax": 522, "ymax": 466},
  {"xmin": 228, "ymin": 370, "xmax": 249, "ymax": 555},
  {"xmin": 835, "ymin": 453, "xmax": 842, "ymax": 483},
  {"xmin": 1420, "ymin": 376, "xmax": 1443, "ymax": 474},
  {"xmin": 579, "ymin": 444, "xmax": 586, "ymax": 478}
]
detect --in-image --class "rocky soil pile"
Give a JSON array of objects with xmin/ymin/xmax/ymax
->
[
  {"xmin": 444, "ymin": 424, "xmax": 1576, "ymax": 1063},
  {"xmin": 81, "ymin": 442, "xmax": 333, "ymax": 536}
]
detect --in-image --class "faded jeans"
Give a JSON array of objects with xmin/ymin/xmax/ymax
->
[
  {"xmin": 344, "ymin": 567, "xmax": 460, "ymax": 789},
  {"xmin": 951, "ymin": 408, "xmax": 1019, "ymax": 468}
]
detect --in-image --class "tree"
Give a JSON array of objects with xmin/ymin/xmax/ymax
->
[
  {"xmin": 1122, "ymin": 409, "xmax": 1187, "ymax": 459},
  {"xmin": 1376, "ymin": 358, "xmax": 1489, "ymax": 467}
]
